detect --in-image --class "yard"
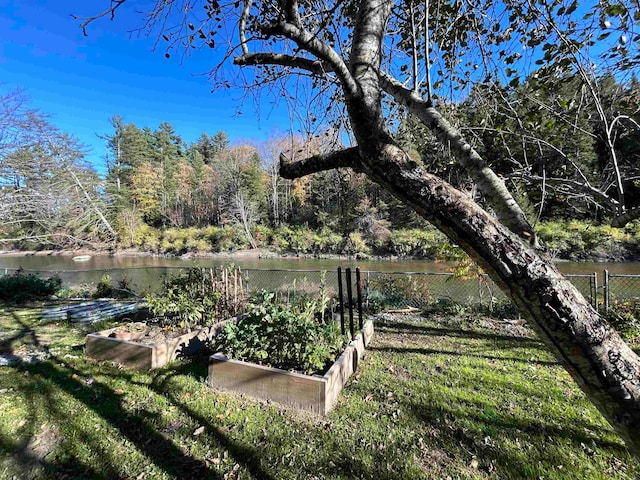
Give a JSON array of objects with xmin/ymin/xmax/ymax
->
[{"xmin": 0, "ymin": 305, "xmax": 638, "ymax": 479}]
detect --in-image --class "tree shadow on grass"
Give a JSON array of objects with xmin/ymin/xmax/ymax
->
[
  {"xmin": 0, "ymin": 316, "xmax": 223, "ymax": 478},
  {"xmin": 404, "ymin": 399, "xmax": 630, "ymax": 477},
  {"xmin": 376, "ymin": 320, "xmax": 543, "ymax": 346},
  {"xmin": 371, "ymin": 344, "xmax": 559, "ymax": 367},
  {"xmin": 24, "ymin": 358, "xmax": 225, "ymax": 479},
  {"xmin": 147, "ymin": 359, "xmax": 421, "ymax": 480},
  {"xmin": 372, "ymin": 319, "xmax": 557, "ymax": 366}
]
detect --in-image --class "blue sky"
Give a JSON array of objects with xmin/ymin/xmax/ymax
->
[{"xmin": 0, "ymin": 0, "xmax": 291, "ymax": 174}]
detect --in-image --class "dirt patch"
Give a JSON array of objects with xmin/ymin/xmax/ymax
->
[{"xmin": 107, "ymin": 322, "xmax": 190, "ymax": 344}]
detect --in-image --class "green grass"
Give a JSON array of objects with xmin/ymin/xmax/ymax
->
[{"xmin": 0, "ymin": 305, "xmax": 638, "ymax": 479}]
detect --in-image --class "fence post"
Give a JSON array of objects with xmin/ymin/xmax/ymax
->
[
  {"xmin": 337, "ymin": 267, "xmax": 345, "ymax": 336},
  {"xmin": 604, "ymin": 269, "xmax": 610, "ymax": 313},
  {"xmin": 346, "ymin": 267, "xmax": 355, "ymax": 340},
  {"xmin": 592, "ymin": 272, "xmax": 598, "ymax": 312},
  {"xmin": 356, "ymin": 267, "xmax": 363, "ymax": 329}
]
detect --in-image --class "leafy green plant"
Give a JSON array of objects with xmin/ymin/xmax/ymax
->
[
  {"xmin": 605, "ymin": 301, "xmax": 640, "ymax": 342},
  {"xmin": 213, "ymin": 292, "xmax": 346, "ymax": 375},
  {"xmin": 0, "ymin": 269, "xmax": 62, "ymax": 303},
  {"xmin": 93, "ymin": 274, "xmax": 114, "ymax": 298},
  {"xmin": 55, "ymin": 285, "xmax": 92, "ymax": 299},
  {"xmin": 276, "ymin": 271, "xmax": 336, "ymax": 320},
  {"xmin": 146, "ymin": 267, "xmax": 246, "ymax": 330},
  {"xmin": 93, "ymin": 274, "xmax": 135, "ymax": 299}
]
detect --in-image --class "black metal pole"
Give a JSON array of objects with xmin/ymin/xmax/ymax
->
[
  {"xmin": 346, "ymin": 267, "xmax": 354, "ymax": 339},
  {"xmin": 337, "ymin": 267, "xmax": 345, "ymax": 335},
  {"xmin": 356, "ymin": 267, "xmax": 363, "ymax": 329}
]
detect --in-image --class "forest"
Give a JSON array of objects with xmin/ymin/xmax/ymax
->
[{"xmin": 1, "ymin": 73, "xmax": 639, "ymax": 261}]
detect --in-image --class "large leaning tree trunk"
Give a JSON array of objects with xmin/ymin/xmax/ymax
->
[
  {"xmin": 274, "ymin": 0, "xmax": 640, "ymax": 455},
  {"xmin": 81, "ymin": 0, "xmax": 640, "ymax": 457}
]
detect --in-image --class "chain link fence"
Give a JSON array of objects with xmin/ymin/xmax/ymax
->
[
  {"xmin": 604, "ymin": 271, "xmax": 640, "ymax": 312},
  {"xmin": 0, "ymin": 265, "xmax": 603, "ymax": 311}
]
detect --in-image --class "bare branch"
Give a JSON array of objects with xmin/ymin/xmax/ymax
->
[
  {"xmin": 72, "ymin": 0, "xmax": 128, "ymax": 36},
  {"xmin": 377, "ymin": 69, "xmax": 535, "ymax": 242},
  {"xmin": 510, "ymin": 171, "xmax": 620, "ymax": 212},
  {"xmin": 239, "ymin": 0, "xmax": 253, "ymax": 55},
  {"xmin": 234, "ymin": 53, "xmax": 333, "ymax": 75},
  {"xmin": 262, "ymin": 22, "xmax": 358, "ymax": 96},
  {"xmin": 279, "ymin": 146, "xmax": 361, "ymax": 179}
]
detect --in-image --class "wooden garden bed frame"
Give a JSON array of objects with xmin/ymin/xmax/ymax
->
[
  {"xmin": 208, "ymin": 319, "xmax": 374, "ymax": 415},
  {"xmin": 85, "ymin": 319, "xmax": 232, "ymax": 370}
]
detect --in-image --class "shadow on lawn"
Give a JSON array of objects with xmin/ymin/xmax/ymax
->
[
  {"xmin": 373, "ymin": 319, "xmax": 558, "ymax": 366},
  {"xmin": 148, "ymin": 361, "xmax": 417, "ymax": 480},
  {"xmin": 1, "ymin": 315, "xmax": 221, "ymax": 478},
  {"xmin": 376, "ymin": 320, "xmax": 543, "ymax": 345},
  {"xmin": 404, "ymin": 399, "xmax": 629, "ymax": 476},
  {"xmin": 371, "ymin": 344, "xmax": 559, "ymax": 367},
  {"xmin": 4, "ymin": 312, "xmax": 633, "ymax": 479}
]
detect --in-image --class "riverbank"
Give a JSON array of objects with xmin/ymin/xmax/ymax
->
[
  {"xmin": 3, "ymin": 218, "xmax": 640, "ymax": 263},
  {"xmin": 0, "ymin": 247, "xmax": 385, "ymax": 263}
]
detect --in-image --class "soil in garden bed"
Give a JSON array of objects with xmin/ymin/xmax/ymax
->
[{"xmin": 107, "ymin": 321, "xmax": 192, "ymax": 344}]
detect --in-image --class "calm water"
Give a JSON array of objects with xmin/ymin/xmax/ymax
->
[
  {"xmin": 0, "ymin": 253, "xmax": 639, "ymax": 275},
  {"xmin": 0, "ymin": 251, "xmax": 640, "ymax": 275},
  {"xmin": 2, "ymin": 252, "xmax": 638, "ymax": 304}
]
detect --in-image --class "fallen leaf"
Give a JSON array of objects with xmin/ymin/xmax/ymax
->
[
  {"xmin": 193, "ymin": 426, "xmax": 205, "ymax": 436},
  {"xmin": 364, "ymin": 393, "xmax": 374, "ymax": 402}
]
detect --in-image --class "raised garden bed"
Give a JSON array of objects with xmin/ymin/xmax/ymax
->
[
  {"xmin": 208, "ymin": 319, "xmax": 374, "ymax": 415},
  {"xmin": 85, "ymin": 319, "xmax": 232, "ymax": 370}
]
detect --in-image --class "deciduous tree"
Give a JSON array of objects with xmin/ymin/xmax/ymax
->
[{"xmin": 82, "ymin": 0, "xmax": 640, "ymax": 455}]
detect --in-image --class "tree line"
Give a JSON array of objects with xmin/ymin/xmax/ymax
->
[{"xmin": 1, "ymin": 74, "xmax": 639, "ymax": 258}]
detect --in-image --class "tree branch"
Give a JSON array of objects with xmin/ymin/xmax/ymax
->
[
  {"xmin": 261, "ymin": 22, "xmax": 359, "ymax": 97},
  {"xmin": 239, "ymin": 0, "xmax": 253, "ymax": 56},
  {"xmin": 72, "ymin": 0, "xmax": 128, "ymax": 36},
  {"xmin": 612, "ymin": 207, "xmax": 640, "ymax": 228},
  {"xmin": 234, "ymin": 53, "xmax": 333, "ymax": 75},
  {"xmin": 377, "ymin": 69, "xmax": 536, "ymax": 242},
  {"xmin": 279, "ymin": 147, "xmax": 361, "ymax": 179},
  {"xmin": 510, "ymin": 171, "xmax": 619, "ymax": 212}
]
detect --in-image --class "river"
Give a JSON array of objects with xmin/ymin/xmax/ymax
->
[
  {"xmin": 0, "ymin": 252, "xmax": 639, "ymax": 275},
  {"xmin": 2, "ymin": 252, "xmax": 639, "ymax": 305}
]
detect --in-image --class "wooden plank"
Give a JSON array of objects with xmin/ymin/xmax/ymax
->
[
  {"xmin": 85, "ymin": 332, "xmax": 153, "ymax": 370},
  {"xmin": 209, "ymin": 356, "xmax": 326, "ymax": 414}
]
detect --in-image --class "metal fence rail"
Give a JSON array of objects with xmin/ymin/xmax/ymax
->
[{"xmin": 0, "ymin": 265, "xmax": 607, "ymax": 311}]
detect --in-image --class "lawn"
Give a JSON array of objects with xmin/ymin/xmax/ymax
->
[{"xmin": 0, "ymin": 305, "xmax": 638, "ymax": 479}]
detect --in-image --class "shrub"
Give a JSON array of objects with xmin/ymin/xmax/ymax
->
[
  {"xmin": 313, "ymin": 227, "xmax": 342, "ymax": 254},
  {"xmin": 535, "ymin": 220, "xmax": 631, "ymax": 260},
  {"xmin": 387, "ymin": 228, "xmax": 444, "ymax": 257},
  {"xmin": 367, "ymin": 273, "xmax": 432, "ymax": 309},
  {"xmin": 0, "ymin": 269, "xmax": 62, "ymax": 303},
  {"xmin": 218, "ymin": 225, "xmax": 250, "ymax": 251},
  {"xmin": 251, "ymin": 225, "xmax": 272, "ymax": 247},
  {"xmin": 344, "ymin": 232, "xmax": 371, "ymax": 258},
  {"xmin": 605, "ymin": 301, "xmax": 640, "ymax": 342},
  {"xmin": 213, "ymin": 292, "xmax": 346, "ymax": 374},
  {"xmin": 146, "ymin": 266, "xmax": 246, "ymax": 330},
  {"xmin": 93, "ymin": 274, "xmax": 114, "ymax": 298}
]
